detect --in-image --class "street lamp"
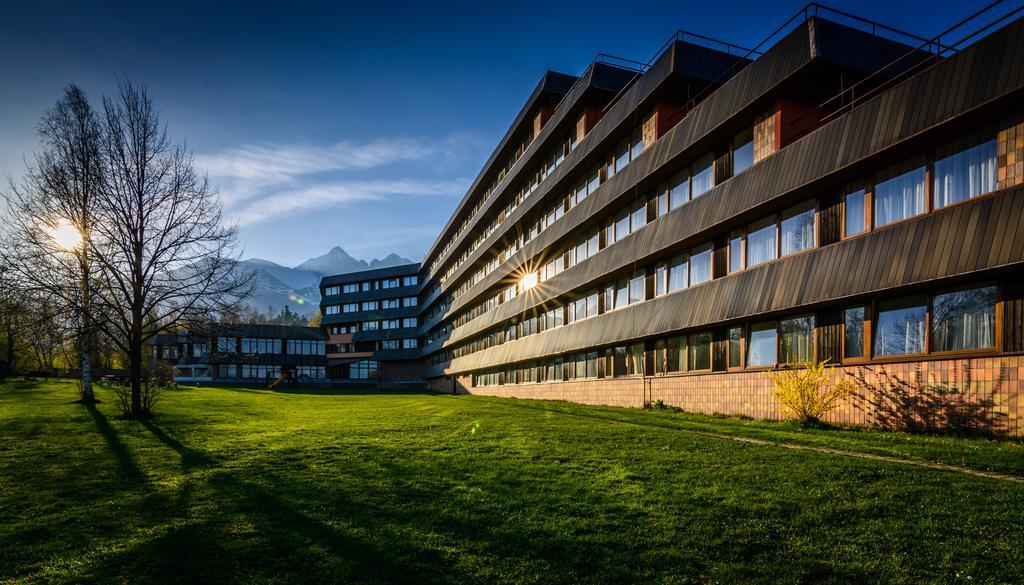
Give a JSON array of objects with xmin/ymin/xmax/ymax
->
[{"xmin": 50, "ymin": 218, "xmax": 83, "ymax": 251}]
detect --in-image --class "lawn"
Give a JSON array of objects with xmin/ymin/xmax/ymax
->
[{"xmin": 1, "ymin": 380, "xmax": 1022, "ymax": 584}]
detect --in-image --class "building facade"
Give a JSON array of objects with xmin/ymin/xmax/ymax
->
[
  {"xmin": 323, "ymin": 9, "xmax": 1024, "ymax": 435},
  {"xmin": 149, "ymin": 324, "xmax": 327, "ymax": 385},
  {"xmin": 319, "ymin": 263, "xmax": 422, "ymax": 387}
]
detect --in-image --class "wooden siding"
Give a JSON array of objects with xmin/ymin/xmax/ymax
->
[
  {"xmin": 447, "ymin": 188, "xmax": 1024, "ymax": 373},
  {"xmin": 440, "ymin": 19, "xmax": 1024, "ymax": 350}
]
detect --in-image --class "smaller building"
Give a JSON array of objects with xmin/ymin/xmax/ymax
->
[
  {"xmin": 319, "ymin": 263, "xmax": 422, "ymax": 387},
  {"xmin": 149, "ymin": 324, "xmax": 328, "ymax": 385}
]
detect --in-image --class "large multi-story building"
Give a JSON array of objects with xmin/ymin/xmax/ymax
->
[
  {"xmin": 319, "ymin": 263, "xmax": 423, "ymax": 387},
  {"xmin": 322, "ymin": 7, "xmax": 1024, "ymax": 435}
]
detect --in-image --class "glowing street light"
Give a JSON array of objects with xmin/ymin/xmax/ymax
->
[{"xmin": 50, "ymin": 218, "xmax": 83, "ymax": 251}]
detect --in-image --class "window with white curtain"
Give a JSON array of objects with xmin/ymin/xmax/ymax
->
[
  {"xmin": 933, "ymin": 138, "xmax": 996, "ymax": 209},
  {"xmin": 844, "ymin": 188, "xmax": 867, "ymax": 236},
  {"xmin": 748, "ymin": 322, "xmax": 777, "ymax": 366},
  {"xmin": 691, "ymin": 153, "xmax": 715, "ymax": 198},
  {"xmin": 779, "ymin": 315, "xmax": 815, "ymax": 364},
  {"xmin": 874, "ymin": 159, "xmax": 926, "ymax": 228},
  {"xmin": 874, "ymin": 297, "xmax": 927, "ymax": 356},
  {"xmin": 780, "ymin": 201, "xmax": 815, "ymax": 256},
  {"xmin": 932, "ymin": 286, "xmax": 996, "ymax": 352},
  {"xmin": 690, "ymin": 245, "xmax": 713, "ymax": 284},
  {"xmin": 746, "ymin": 217, "xmax": 777, "ymax": 267}
]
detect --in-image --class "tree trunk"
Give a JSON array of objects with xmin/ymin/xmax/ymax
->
[
  {"xmin": 130, "ymin": 339, "xmax": 142, "ymax": 416},
  {"xmin": 79, "ymin": 259, "xmax": 95, "ymax": 403},
  {"xmin": 130, "ymin": 308, "xmax": 143, "ymax": 416}
]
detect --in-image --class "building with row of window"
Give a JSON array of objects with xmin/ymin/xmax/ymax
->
[
  {"xmin": 320, "ymin": 8, "xmax": 1024, "ymax": 435},
  {"xmin": 319, "ymin": 263, "xmax": 422, "ymax": 386},
  {"xmin": 149, "ymin": 324, "xmax": 328, "ymax": 385}
]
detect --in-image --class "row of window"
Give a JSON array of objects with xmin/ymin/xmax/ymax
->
[
  {"xmin": 286, "ymin": 339, "xmax": 326, "ymax": 355},
  {"xmin": 329, "ymin": 338, "xmax": 418, "ymax": 353},
  {"xmin": 325, "ymin": 296, "xmax": 418, "ymax": 315},
  {"xmin": 440, "ymin": 122, "xmax": 763, "ymax": 338},
  {"xmin": 428, "ymin": 116, "xmax": 577, "ymax": 279},
  {"xmin": 472, "ymin": 284, "xmax": 1000, "ymax": 386},
  {"xmin": 328, "ymin": 318, "xmax": 418, "ymax": 333},
  {"xmin": 843, "ymin": 131, "xmax": 997, "ymax": 236},
  {"xmin": 449, "ymin": 126, "xmax": 1005, "ymax": 356},
  {"xmin": 323, "ymin": 276, "xmax": 418, "ymax": 297},
  {"xmin": 452, "ymin": 239, "xmax": 715, "ymax": 358},
  {"xmin": 439, "ymin": 126, "xmax": 644, "ymax": 305}
]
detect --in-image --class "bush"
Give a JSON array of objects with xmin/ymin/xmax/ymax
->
[
  {"xmin": 767, "ymin": 360, "xmax": 857, "ymax": 423},
  {"xmin": 113, "ymin": 361, "xmax": 174, "ymax": 418}
]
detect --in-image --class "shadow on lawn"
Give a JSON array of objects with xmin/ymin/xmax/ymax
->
[
  {"xmin": 139, "ymin": 420, "xmax": 217, "ymax": 471},
  {"xmin": 76, "ymin": 464, "xmax": 477, "ymax": 583},
  {"xmin": 85, "ymin": 403, "xmax": 147, "ymax": 484}
]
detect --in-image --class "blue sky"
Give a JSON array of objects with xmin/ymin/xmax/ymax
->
[{"xmin": 0, "ymin": 0, "xmax": 1001, "ymax": 266}]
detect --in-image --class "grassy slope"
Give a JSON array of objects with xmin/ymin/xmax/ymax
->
[{"xmin": 0, "ymin": 379, "xmax": 1021, "ymax": 584}]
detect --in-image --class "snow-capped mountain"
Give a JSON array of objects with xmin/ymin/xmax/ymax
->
[{"xmin": 235, "ymin": 248, "xmax": 414, "ymax": 317}]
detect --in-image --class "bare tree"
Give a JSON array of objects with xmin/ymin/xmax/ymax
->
[
  {"xmin": 1, "ymin": 85, "xmax": 104, "ymax": 401},
  {"xmin": 93, "ymin": 82, "xmax": 251, "ymax": 418}
]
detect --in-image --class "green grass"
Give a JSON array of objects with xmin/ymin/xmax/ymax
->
[{"xmin": 1, "ymin": 380, "xmax": 1022, "ymax": 584}]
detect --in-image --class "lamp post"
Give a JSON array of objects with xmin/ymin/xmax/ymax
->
[{"xmin": 50, "ymin": 218, "xmax": 94, "ymax": 403}]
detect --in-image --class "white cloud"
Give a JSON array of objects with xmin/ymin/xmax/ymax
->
[
  {"xmin": 229, "ymin": 177, "xmax": 469, "ymax": 227},
  {"xmin": 197, "ymin": 134, "xmax": 480, "ymax": 214},
  {"xmin": 197, "ymin": 137, "xmax": 436, "ymax": 184}
]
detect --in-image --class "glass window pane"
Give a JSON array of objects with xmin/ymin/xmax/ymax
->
[
  {"xmin": 669, "ymin": 170, "xmax": 689, "ymax": 209},
  {"xmin": 666, "ymin": 336, "xmax": 685, "ymax": 372},
  {"xmin": 691, "ymin": 154, "xmax": 715, "ymax": 198},
  {"xmin": 748, "ymin": 322, "xmax": 777, "ymax": 367},
  {"xmin": 630, "ymin": 203, "xmax": 646, "ymax": 232},
  {"xmin": 655, "ymin": 264, "xmax": 666, "ymax": 297},
  {"xmin": 628, "ymin": 343, "xmax": 645, "ymax": 375},
  {"xmin": 615, "ymin": 140, "xmax": 630, "ymax": 173},
  {"xmin": 746, "ymin": 217, "xmax": 777, "ymax": 267},
  {"xmin": 690, "ymin": 246, "xmax": 712, "ymax": 284},
  {"xmin": 932, "ymin": 286, "xmax": 996, "ymax": 351},
  {"xmin": 729, "ymin": 233, "xmax": 744, "ymax": 273},
  {"xmin": 631, "ymin": 131, "xmax": 644, "ymax": 161},
  {"xmin": 780, "ymin": 201, "xmax": 815, "ymax": 256},
  {"xmin": 688, "ymin": 332, "xmax": 711, "ymax": 371},
  {"xmin": 613, "ymin": 346, "xmax": 628, "ymax": 377},
  {"xmin": 728, "ymin": 326, "xmax": 743, "ymax": 368},
  {"xmin": 845, "ymin": 189, "xmax": 866, "ymax": 236},
  {"xmin": 874, "ymin": 161, "xmax": 926, "ymax": 227},
  {"xmin": 614, "ymin": 209, "xmax": 630, "ymax": 241},
  {"xmin": 844, "ymin": 307, "xmax": 865, "ymax": 359},
  {"xmin": 669, "ymin": 255, "xmax": 688, "ymax": 292},
  {"xmin": 733, "ymin": 128, "xmax": 754, "ymax": 174},
  {"xmin": 874, "ymin": 297, "xmax": 927, "ymax": 356},
  {"xmin": 629, "ymin": 274, "xmax": 645, "ymax": 305},
  {"xmin": 615, "ymin": 279, "xmax": 628, "ymax": 310},
  {"xmin": 933, "ymin": 139, "xmax": 996, "ymax": 208},
  {"xmin": 779, "ymin": 315, "xmax": 815, "ymax": 364}
]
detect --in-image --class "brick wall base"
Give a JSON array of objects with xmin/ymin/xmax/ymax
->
[{"xmin": 437, "ymin": 356, "xmax": 1023, "ymax": 437}]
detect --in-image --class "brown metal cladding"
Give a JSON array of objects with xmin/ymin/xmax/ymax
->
[
  {"xmin": 435, "ymin": 16, "xmax": 1023, "ymax": 333},
  {"xmin": 439, "ymin": 18, "xmax": 1024, "ymax": 352},
  {"xmin": 447, "ymin": 187, "xmax": 1024, "ymax": 374},
  {"xmin": 423, "ymin": 20, "xmax": 816, "ymax": 316}
]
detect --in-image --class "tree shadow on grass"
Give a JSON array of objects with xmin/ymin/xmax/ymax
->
[
  {"xmin": 85, "ymin": 403, "xmax": 147, "ymax": 485},
  {"xmin": 76, "ymin": 468, "xmax": 471, "ymax": 584},
  {"xmin": 139, "ymin": 420, "xmax": 217, "ymax": 471}
]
